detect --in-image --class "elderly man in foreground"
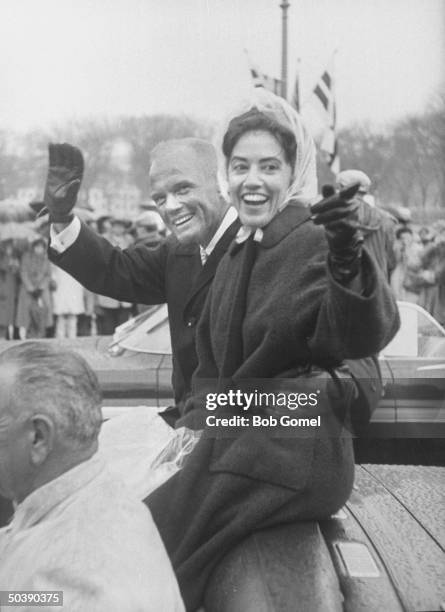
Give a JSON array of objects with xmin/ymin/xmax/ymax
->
[{"xmin": 0, "ymin": 342, "xmax": 184, "ymax": 612}]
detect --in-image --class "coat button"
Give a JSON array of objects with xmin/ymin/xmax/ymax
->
[{"xmin": 187, "ymin": 317, "xmax": 197, "ymax": 327}]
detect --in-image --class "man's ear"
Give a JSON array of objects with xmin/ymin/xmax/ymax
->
[{"xmin": 29, "ymin": 415, "xmax": 55, "ymax": 466}]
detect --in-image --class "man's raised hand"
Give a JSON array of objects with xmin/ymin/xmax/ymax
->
[{"xmin": 42, "ymin": 143, "xmax": 84, "ymax": 224}]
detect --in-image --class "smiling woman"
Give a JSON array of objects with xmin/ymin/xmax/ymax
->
[
  {"xmin": 145, "ymin": 90, "xmax": 400, "ymax": 610},
  {"xmin": 226, "ymin": 128, "xmax": 293, "ymax": 228}
]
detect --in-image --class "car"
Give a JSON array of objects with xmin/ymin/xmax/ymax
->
[
  {"xmin": 2, "ymin": 301, "xmax": 443, "ymax": 442},
  {"xmin": 105, "ymin": 303, "xmax": 445, "ymax": 611},
  {"xmin": 203, "ymin": 462, "xmax": 445, "ymax": 612},
  {"xmin": 101, "ymin": 300, "xmax": 445, "ymax": 443},
  {"xmin": 377, "ymin": 300, "xmax": 445, "ymax": 439},
  {"xmin": 0, "ymin": 302, "xmax": 444, "ymax": 611}
]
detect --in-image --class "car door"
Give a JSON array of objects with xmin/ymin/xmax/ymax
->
[{"xmin": 379, "ymin": 301, "xmax": 445, "ymax": 438}]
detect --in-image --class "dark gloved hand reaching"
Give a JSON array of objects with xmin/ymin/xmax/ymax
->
[
  {"xmin": 41, "ymin": 143, "xmax": 84, "ymax": 224},
  {"xmin": 310, "ymin": 183, "xmax": 363, "ymax": 283}
]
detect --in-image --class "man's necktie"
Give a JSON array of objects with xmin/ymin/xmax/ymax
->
[{"xmin": 199, "ymin": 246, "xmax": 207, "ymax": 266}]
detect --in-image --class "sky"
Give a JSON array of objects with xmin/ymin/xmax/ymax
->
[{"xmin": 0, "ymin": 0, "xmax": 444, "ymax": 133}]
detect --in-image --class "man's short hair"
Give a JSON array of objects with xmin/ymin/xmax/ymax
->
[
  {"xmin": 0, "ymin": 342, "xmax": 102, "ymax": 448},
  {"xmin": 150, "ymin": 138, "xmax": 219, "ymax": 183}
]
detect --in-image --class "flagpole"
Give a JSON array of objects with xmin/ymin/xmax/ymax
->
[{"xmin": 280, "ymin": 0, "xmax": 290, "ymax": 99}]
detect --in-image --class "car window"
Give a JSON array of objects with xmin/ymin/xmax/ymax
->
[
  {"xmin": 109, "ymin": 304, "xmax": 172, "ymax": 355},
  {"xmin": 382, "ymin": 301, "xmax": 445, "ymax": 358}
]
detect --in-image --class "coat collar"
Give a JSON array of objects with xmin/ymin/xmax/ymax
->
[
  {"xmin": 172, "ymin": 207, "xmax": 239, "ymax": 257},
  {"xmin": 174, "ymin": 239, "xmax": 199, "ymax": 256},
  {"xmin": 230, "ymin": 204, "xmax": 312, "ymax": 255},
  {"xmin": 10, "ymin": 454, "xmax": 105, "ymax": 532}
]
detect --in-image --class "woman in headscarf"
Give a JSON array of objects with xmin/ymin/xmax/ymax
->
[{"xmin": 147, "ymin": 90, "xmax": 400, "ymax": 610}]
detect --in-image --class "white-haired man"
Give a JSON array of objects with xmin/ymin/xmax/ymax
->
[{"xmin": 0, "ymin": 342, "xmax": 184, "ymax": 612}]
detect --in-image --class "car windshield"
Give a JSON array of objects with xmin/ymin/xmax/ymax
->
[
  {"xmin": 382, "ymin": 301, "xmax": 445, "ymax": 358},
  {"xmin": 109, "ymin": 304, "xmax": 171, "ymax": 355}
]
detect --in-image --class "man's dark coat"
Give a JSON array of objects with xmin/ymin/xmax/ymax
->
[{"xmin": 49, "ymin": 219, "xmax": 240, "ymax": 413}]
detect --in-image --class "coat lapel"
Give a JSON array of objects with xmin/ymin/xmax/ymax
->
[{"xmin": 183, "ymin": 219, "xmax": 241, "ymax": 312}]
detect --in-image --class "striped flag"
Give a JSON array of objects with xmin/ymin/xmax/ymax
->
[
  {"xmin": 290, "ymin": 59, "xmax": 301, "ymax": 112},
  {"xmin": 312, "ymin": 55, "xmax": 340, "ymax": 175},
  {"xmin": 245, "ymin": 51, "xmax": 282, "ymax": 96}
]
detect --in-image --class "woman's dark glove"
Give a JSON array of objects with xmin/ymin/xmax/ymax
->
[
  {"xmin": 31, "ymin": 288, "xmax": 43, "ymax": 299},
  {"xmin": 311, "ymin": 183, "xmax": 364, "ymax": 283},
  {"xmin": 42, "ymin": 143, "xmax": 84, "ymax": 224}
]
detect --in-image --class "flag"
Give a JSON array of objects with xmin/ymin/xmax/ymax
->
[
  {"xmin": 312, "ymin": 55, "xmax": 340, "ymax": 175},
  {"xmin": 245, "ymin": 50, "xmax": 282, "ymax": 96},
  {"xmin": 290, "ymin": 59, "xmax": 301, "ymax": 112}
]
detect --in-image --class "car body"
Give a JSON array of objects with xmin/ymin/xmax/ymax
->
[
  {"xmin": 374, "ymin": 300, "xmax": 445, "ymax": 438},
  {"xmin": 3, "ymin": 301, "xmax": 443, "ymax": 436},
  {"xmin": 0, "ymin": 302, "xmax": 443, "ymax": 611},
  {"xmin": 203, "ymin": 462, "xmax": 445, "ymax": 612},
  {"xmin": 71, "ymin": 300, "xmax": 445, "ymax": 440}
]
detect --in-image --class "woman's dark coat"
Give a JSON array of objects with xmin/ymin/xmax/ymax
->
[{"xmin": 147, "ymin": 204, "xmax": 400, "ymax": 610}]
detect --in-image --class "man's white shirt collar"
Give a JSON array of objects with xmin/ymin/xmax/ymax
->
[
  {"xmin": 200, "ymin": 207, "xmax": 238, "ymax": 264},
  {"xmin": 50, "ymin": 207, "xmax": 239, "ymax": 261}
]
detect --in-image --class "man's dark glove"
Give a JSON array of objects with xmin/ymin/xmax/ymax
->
[
  {"xmin": 310, "ymin": 183, "xmax": 364, "ymax": 283},
  {"xmin": 43, "ymin": 143, "xmax": 84, "ymax": 224}
]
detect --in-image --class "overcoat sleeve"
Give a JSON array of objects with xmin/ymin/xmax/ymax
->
[
  {"xmin": 309, "ymin": 249, "xmax": 400, "ymax": 362},
  {"xmin": 48, "ymin": 222, "xmax": 169, "ymax": 305}
]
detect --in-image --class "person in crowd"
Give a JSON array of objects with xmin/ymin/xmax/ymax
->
[
  {"xmin": 336, "ymin": 169, "xmax": 375, "ymax": 207},
  {"xmin": 92, "ymin": 216, "xmax": 133, "ymax": 334},
  {"xmin": 0, "ymin": 342, "xmax": 184, "ymax": 611},
  {"xmin": 0, "ymin": 239, "xmax": 20, "ymax": 340},
  {"xmin": 132, "ymin": 210, "xmax": 167, "ymax": 313},
  {"xmin": 417, "ymin": 238, "xmax": 445, "ymax": 326},
  {"xmin": 432, "ymin": 219, "xmax": 445, "ymax": 243},
  {"xmin": 50, "ymin": 264, "xmax": 85, "ymax": 339},
  {"xmin": 111, "ymin": 217, "xmax": 134, "ymax": 249},
  {"xmin": 133, "ymin": 210, "xmax": 166, "ymax": 249},
  {"xmin": 144, "ymin": 90, "xmax": 400, "ymax": 609},
  {"xmin": 96, "ymin": 214, "xmax": 113, "ymax": 238},
  {"xmin": 47, "ymin": 138, "xmax": 240, "ymax": 416},
  {"xmin": 418, "ymin": 225, "xmax": 436, "ymax": 249},
  {"xmin": 84, "ymin": 216, "xmax": 98, "ymax": 234},
  {"xmin": 336, "ymin": 169, "xmax": 397, "ymax": 280},
  {"xmin": 390, "ymin": 226, "xmax": 424, "ymax": 302},
  {"xmin": 15, "ymin": 236, "xmax": 53, "ymax": 339},
  {"xmin": 76, "ymin": 287, "xmax": 97, "ymax": 336}
]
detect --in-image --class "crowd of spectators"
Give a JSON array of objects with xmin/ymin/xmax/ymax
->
[
  {"xmin": 390, "ymin": 219, "xmax": 445, "ymax": 326},
  {"xmin": 0, "ymin": 209, "xmax": 166, "ymax": 340},
  {"xmin": 1, "ymin": 190, "xmax": 444, "ymax": 341}
]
